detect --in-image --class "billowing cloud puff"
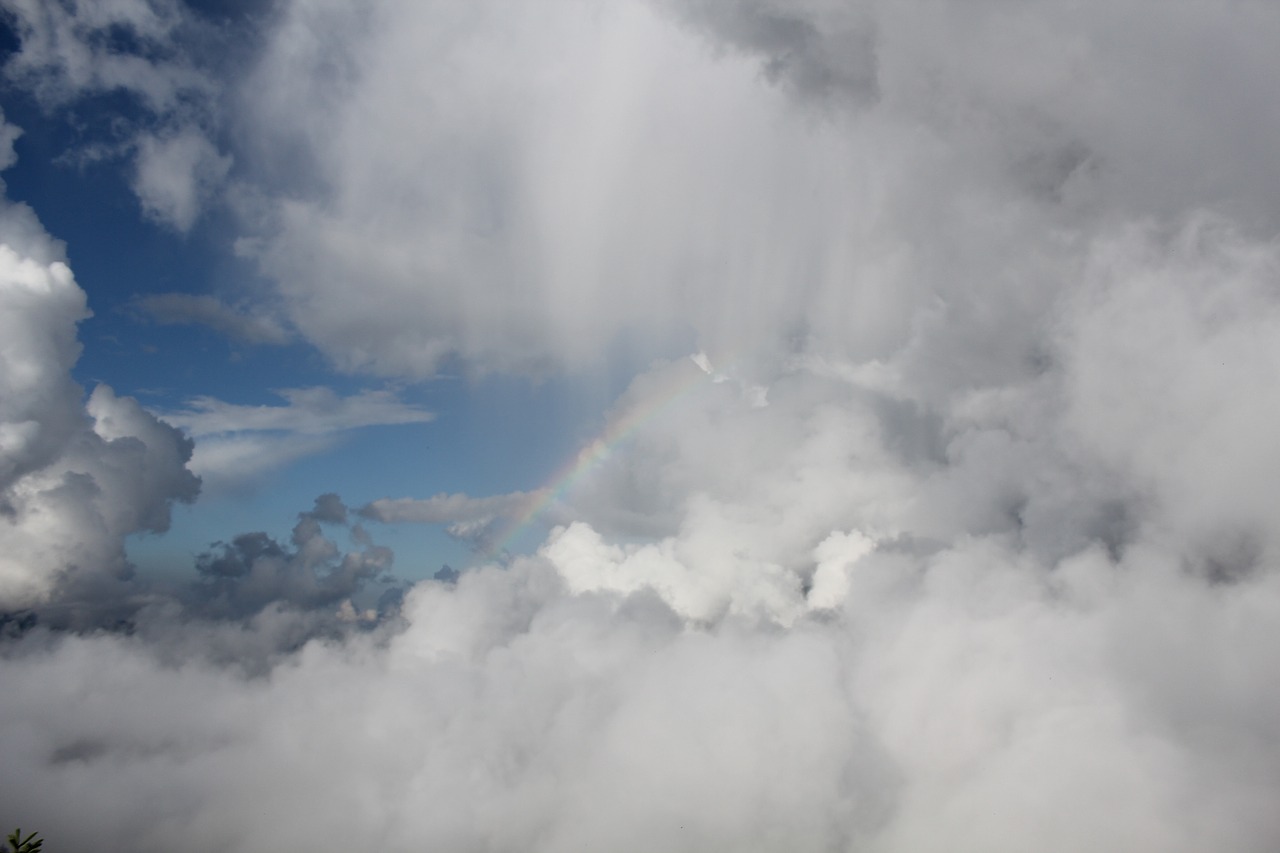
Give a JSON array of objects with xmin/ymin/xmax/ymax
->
[
  {"xmin": 2, "ymin": 546, "xmax": 1279, "ymax": 852},
  {"xmin": 0, "ymin": 111, "xmax": 200, "ymax": 608},
  {"xmin": 184, "ymin": 493, "xmax": 396, "ymax": 622}
]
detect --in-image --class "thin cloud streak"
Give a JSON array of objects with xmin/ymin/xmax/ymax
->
[
  {"xmin": 131, "ymin": 293, "xmax": 292, "ymax": 345},
  {"xmin": 153, "ymin": 387, "xmax": 434, "ymax": 492},
  {"xmin": 158, "ymin": 387, "xmax": 434, "ymax": 437}
]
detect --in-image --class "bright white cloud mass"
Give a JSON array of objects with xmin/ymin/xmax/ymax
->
[{"xmin": 3, "ymin": 1, "xmax": 1280, "ymax": 851}]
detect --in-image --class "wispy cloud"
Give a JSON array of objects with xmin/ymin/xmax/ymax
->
[
  {"xmin": 155, "ymin": 388, "xmax": 433, "ymax": 491},
  {"xmin": 160, "ymin": 387, "xmax": 434, "ymax": 437},
  {"xmin": 360, "ymin": 490, "xmax": 544, "ymax": 550},
  {"xmin": 359, "ymin": 491, "xmax": 539, "ymax": 525},
  {"xmin": 132, "ymin": 292, "xmax": 292, "ymax": 345}
]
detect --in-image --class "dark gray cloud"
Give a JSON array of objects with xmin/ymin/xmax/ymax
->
[
  {"xmin": 186, "ymin": 507, "xmax": 394, "ymax": 621},
  {"xmin": 661, "ymin": 0, "xmax": 879, "ymax": 101}
]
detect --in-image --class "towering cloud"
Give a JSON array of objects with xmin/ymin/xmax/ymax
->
[{"xmin": 0, "ymin": 111, "xmax": 200, "ymax": 609}]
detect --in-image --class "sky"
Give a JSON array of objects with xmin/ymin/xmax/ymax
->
[{"xmin": 2, "ymin": 1, "xmax": 1280, "ymax": 851}]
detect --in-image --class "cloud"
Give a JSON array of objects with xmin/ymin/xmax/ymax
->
[
  {"xmin": 1, "ymin": 0, "xmax": 233, "ymax": 231},
  {"xmin": 152, "ymin": 387, "xmax": 433, "ymax": 493},
  {"xmin": 216, "ymin": 0, "xmax": 1280, "ymax": 382},
  {"xmin": 360, "ymin": 490, "xmax": 546, "ymax": 551},
  {"xmin": 4, "ymin": 3, "xmax": 1280, "ymax": 852},
  {"xmin": 132, "ymin": 129, "xmax": 232, "ymax": 232},
  {"xmin": 235, "ymin": 0, "xmax": 871, "ymax": 376},
  {"xmin": 0, "ymin": 111, "xmax": 200, "ymax": 609},
  {"xmin": 2, "ymin": 544, "xmax": 1279, "ymax": 852},
  {"xmin": 658, "ymin": 0, "xmax": 880, "ymax": 101},
  {"xmin": 160, "ymin": 387, "xmax": 434, "ymax": 436},
  {"xmin": 183, "ymin": 493, "xmax": 396, "ymax": 623},
  {"xmin": 131, "ymin": 292, "xmax": 292, "ymax": 345},
  {"xmin": 360, "ymin": 491, "xmax": 539, "ymax": 526},
  {"xmin": 0, "ymin": 0, "xmax": 213, "ymax": 111},
  {"xmin": 176, "ymin": 431, "xmax": 335, "ymax": 495}
]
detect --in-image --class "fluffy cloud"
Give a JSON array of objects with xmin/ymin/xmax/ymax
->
[
  {"xmin": 3, "ymin": 547, "xmax": 1279, "ymax": 852},
  {"xmin": 238, "ymin": 0, "xmax": 872, "ymax": 376},
  {"xmin": 132, "ymin": 128, "xmax": 232, "ymax": 231},
  {"xmin": 0, "ymin": 112, "xmax": 200, "ymax": 608},
  {"xmin": 223, "ymin": 0, "xmax": 1280, "ymax": 382},
  {"xmin": 183, "ymin": 493, "xmax": 397, "ymax": 623}
]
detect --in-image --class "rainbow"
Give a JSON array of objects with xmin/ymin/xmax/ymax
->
[{"xmin": 483, "ymin": 354, "xmax": 732, "ymax": 559}]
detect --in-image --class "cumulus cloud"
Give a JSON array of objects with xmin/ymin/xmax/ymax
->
[
  {"xmin": 0, "ymin": 111, "xmax": 200, "ymax": 609},
  {"xmin": 3, "ymin": 548, "xmax": 1279, "ymax": 852},
  {"xmin": 3, "ymin": 3, "xmax": 1280, "ymax": 852},
  {"xmin": 183, "ymin": 493, "xmax": 397, "ymax": 623}
]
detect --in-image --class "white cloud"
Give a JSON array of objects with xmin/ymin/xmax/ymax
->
[
  {"xmin": 223, "ymin": 0, "xmax": 1280, "ymax": 382},
  {"xmin": 0, "ymin": 113, "xmax": 200, "ymax": 606},
  {"xmin": 1, "ymin": 0, "xmax": 231, "ymax": 233},
  {"xmin": 151, "ymin": 387, "xmax": 432, "ymax": 493},
  {"xmin": 234, "ymin": 0, "xmax": 874, "ymax": 376},
  {"xmin": 160, "ymin": 387, "xmax": 434, "ymax": 437},
  {"xmin": 181, "ymin": 432, "xmax": 335, "ymax": 495},
  {"xmin": 1, "ymin": 546, "xmax": 1278, "ymax": 851},
  {"xmin": 4, "ymin": 4, "xmax": 1280, "ymax": 851},
  {"xmin": 360, "ymin": 490, "xmax": 546, "ymax": 551},
  {"xmin": 132, "ymin": 129, "xmax": 232, "ymax": 232},
  {"xmin": 360, "ymin": 491, "xmax": 541, "ymax": 525}
]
